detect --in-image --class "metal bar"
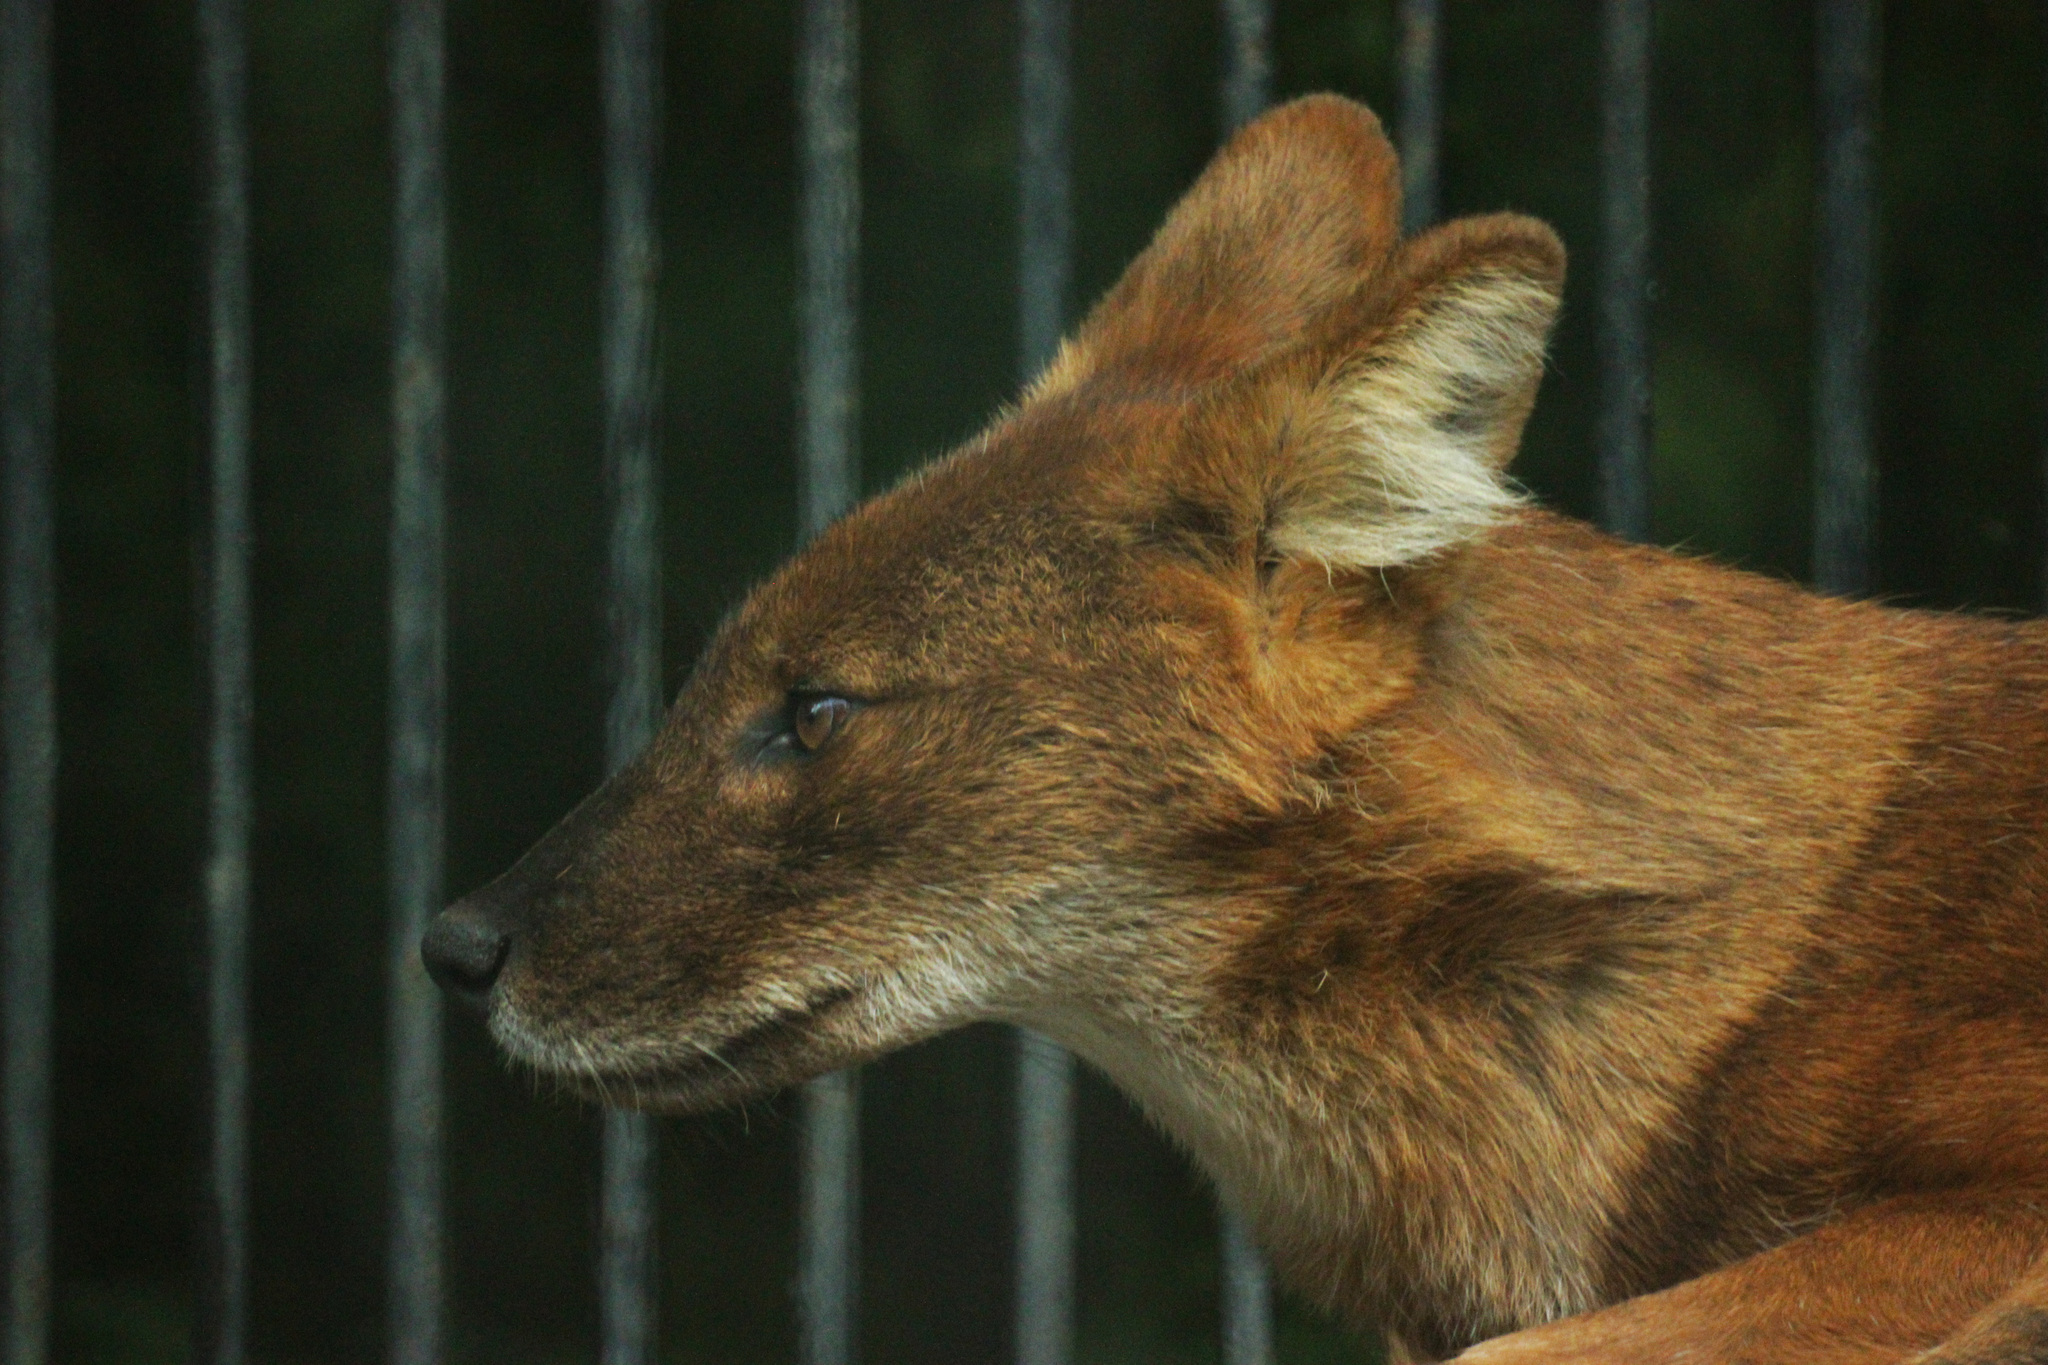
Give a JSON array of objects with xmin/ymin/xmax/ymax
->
[
  {"xmin": 1812, "ymin": 0, "xmax": 1879, "ymax": 596},
  {"xmin": 799, "ymin": 1070, "xmax": 860, "ymax": 1365},
  {"xmin": 1217, "ymin": 14, "xmax": 1281, "ymax": 1359},
  {"xmin": 1218, "ymin": 0, "xmax": 1270, "ymax": 136},
  {"xmin": 197, "ymin": 0, "xmax": 253, "ymax": 1359},
  {"xmin": 1014, "ymin": 1033, "xmax": 1073, "ymax": 1365},
  {"xmin": 797, "ymin": 2, "xmax": 860, "ymax": 1362},
  {"xmin": 1598, "ymin": 0, "xmax": 1652, "ymax": 542},
  {"xmin": 0, "ymin": 0, "xmax": 53, "ymax": 1358},
  {"xmin": 1397, "ymin": 0, "xmax": 1441, "ymax": 233},
  {"xmin": 387, "ymin": 0, "xmax": 447, "ymax": 1359},
  {"xmin": 1014, "ymin": 7, "xmax": 1074, "ymax": 1363},
  {"xmin": 797, "ymin": 0, "xmax": 860, "ymax": 544},
  {"xmin": 1215, "ymin": 8, "xmax": 1282, "ymax": 1362},
  {"xmin": 1019, "ymin": 0, "xmax": 1070, "ymax": 382},
  {"xmin": 599, "ymin": 1119, "xmax": 657, "ymax": 1365},
  {"xmin": 1219, "ymin": 1209, "xmax": 1273, "ymax": 1365},
  {"xmin": 598, "ymin": 0, "xmax": 663, "ymax": 1361}
]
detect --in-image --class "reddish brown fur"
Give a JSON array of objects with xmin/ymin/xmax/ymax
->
[{"xmin": 426, "ymin": 96, "xmax": 2048, "ymax": 1361}]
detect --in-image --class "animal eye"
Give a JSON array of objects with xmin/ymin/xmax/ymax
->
[{"xmin": 791, "ymin": 694, "xmax": 854, "ymax": 753}]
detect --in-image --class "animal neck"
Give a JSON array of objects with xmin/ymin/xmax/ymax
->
[
  {"xmin": 1023, "ymin": 514, "xmax": 1970, "ymax": 1349},
  {"xmin": 1027, "ymin": 888, "xmax": 1637, "ymax": 1349}
]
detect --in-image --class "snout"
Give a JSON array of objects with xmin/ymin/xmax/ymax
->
[{"xmin": 421, "ymin": 904, "xmax": 510, "ymax": 1014}]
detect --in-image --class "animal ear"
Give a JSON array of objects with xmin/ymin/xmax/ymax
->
[
  {"xmin": 1264, "ymin": 213, "xmax": 1565, "ymax": 570},
  {"xmin": 1032, "ymin": 94, "xmax": 1403, "ymax": 397}
]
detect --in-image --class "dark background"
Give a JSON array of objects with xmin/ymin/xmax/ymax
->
[{"xmin": 40, "ymin": 0, "xmax": 2048, "ymax": 1361}]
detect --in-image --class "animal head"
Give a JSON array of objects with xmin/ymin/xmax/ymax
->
[{"xmin": 421, "ymin": 94, "xmax": 1564, "ymax": 1111}]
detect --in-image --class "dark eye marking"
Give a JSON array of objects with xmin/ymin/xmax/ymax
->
[{"xmin": 746, "ymin": 690, "xmax": 864, "ymax": 764}]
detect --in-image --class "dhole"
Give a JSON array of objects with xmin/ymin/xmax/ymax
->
[{"xmin": 423, "ymin": 96, "xmax": 2048, "ymax": 1362}]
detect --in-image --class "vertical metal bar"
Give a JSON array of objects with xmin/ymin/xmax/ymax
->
[
  {"xmin": 1216, "ymin": 9, "xmax": 1281, "ymax": 1363},
  {"xmin": 799, "ymin": 1070, "xmax": 860, "ymax": 1365},
  {"xmin": 1218, "ymin": 1208, "xmax": 1272, "ymax": 1365},
  {"xmin": 0, "ymin": 0, "xmax": 53, "ymax": 1359},
  {"xmin": 1813, "ymin": 0, "xmax": 1879, "ymax": 596},
  {"xmin": 1018, "ymin": 0, "xmax": 1070, "ymax": 383},
  {"xmin": 1398, "ymin": 0, "xmax": 1442, "ymax": 233},
  {"xmin": 797, "ymin": 3, "xmax": 860, "ymax": 1364},
  {"xmin": 1598, "ymin": 0, "xmax": 1652, "ymax": 542},
  {"xmin": 797, "ymin": 0, "xmax": 859, "ymax": 545},
  {"xmin": 197, "ymin": 0, "xmax": 253, "ymax": 1360},
  {"xmin": 1013, "ymin": 1035, "xmax": 1072, "ymax": 1365},
  {"xmin": 387, "ymin": 0, "xmax": 446, "ymax": 1360},
  {"xmin": 1218, "ymin": 0, "xmax": 1270, "ymax": 136},
  {"xmin": 599, "ymin": 1118, "xmax": 657, "ymax": 1365},
  {"xmin": 1014, "ymin": 7, "xmax": 1073, "ymax": 1365},
  {"xmin": 598, "ymin": 1, "xmax": 662, "ymax": 1363}
]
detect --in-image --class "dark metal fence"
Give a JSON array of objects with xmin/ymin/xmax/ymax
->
[
  {"xmin": 385, "ymin": 3, "xmax": 449, "ymax": 1363},
  {"xmin": 1814, "ymin": 0, "xmax": 1879, "ymax": 595},
  {"xmin": 0, "ymin": 1, "xmax": 1887, "ymax": 1362},
  {"xmin": 197, "ymin": 1, "xmax": 253, "ymax": 1362},
  {"xmin": 795, "ymin": 4, "xmax": 862, "ymax": 1361},
  {"xmin": 1, "ymin": 1, "xmax": 54, "ymax": 1362},
  {"xmin": 598, "ymin": 5, "xmax": 665, "ymax": 1365},
  {"xmin": 1015, "ymin": 2, "xmax": 1076, "ymax": 1360}
]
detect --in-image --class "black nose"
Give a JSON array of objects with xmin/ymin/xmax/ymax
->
[{"xmin": 421, "ymin": 907, "xmax": 509, "ymax": 1013}]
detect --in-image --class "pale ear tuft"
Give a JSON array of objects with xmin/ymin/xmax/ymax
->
[{"xmin": 1268, "ymin": 216, "xmax": 1564, "ymax": 570}]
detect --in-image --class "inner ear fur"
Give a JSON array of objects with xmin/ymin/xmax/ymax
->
[{"xmin": 1264, "ymin": 213, "xmax": 1566, "ymax": 572}]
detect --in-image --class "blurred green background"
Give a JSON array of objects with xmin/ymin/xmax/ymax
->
[{"xmin": 41, "ymin": 0, "xmax": 2048, "ymax": 1361}]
